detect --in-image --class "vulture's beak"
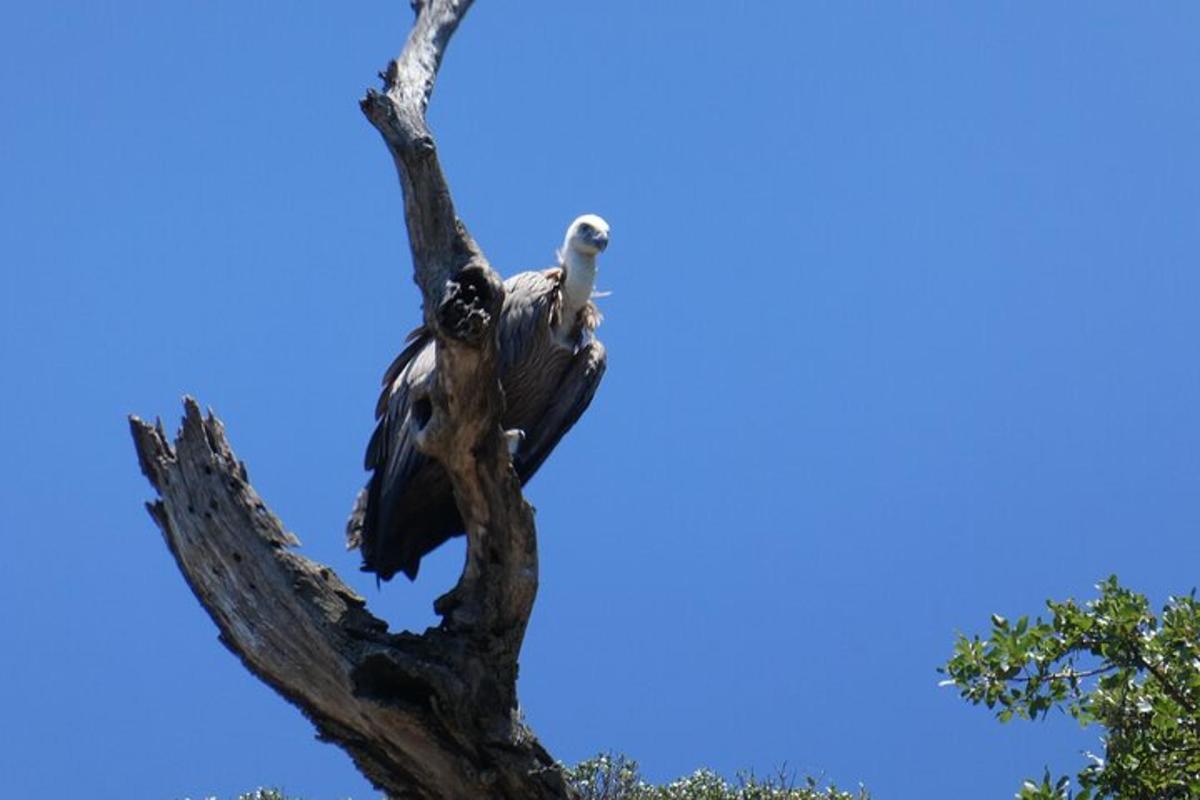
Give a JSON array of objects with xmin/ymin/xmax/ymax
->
[{"xmin": 592, "ymin": 230, "xmax": 609, "ymax": 252}]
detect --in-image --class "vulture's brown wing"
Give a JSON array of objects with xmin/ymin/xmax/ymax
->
[
  {"xmin": 348, "ymin": 325, "xmax": 462, "ymax": 581},
  {"xmin": 514, "ymin": 339, "xmax": 607, "ymax": 482},
  {"xmin": 350, "ymin": 270, "xmax": 601, "ymax": 581}
]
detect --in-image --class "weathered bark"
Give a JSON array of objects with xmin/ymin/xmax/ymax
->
[{"xmin": 129, "ymin": 2, "xmax": 576, "ymax": 798}]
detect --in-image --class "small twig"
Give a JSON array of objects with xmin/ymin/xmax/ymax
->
[
  {"xmin": 1138, "ymin": 655, "xmax": 1200, "ymax": 718},
  {"xmin": 1014, "ymin": 664, "xmax": 1120, "ymax": 684}
]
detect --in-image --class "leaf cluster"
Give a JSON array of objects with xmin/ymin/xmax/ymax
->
[
  {"xmin": 565, "ymin": 753, "xmax": 868, "ymax": 800},
  {"xmin": 941, "ymin": 576, "xmax": 1200, "ymax": 799}
]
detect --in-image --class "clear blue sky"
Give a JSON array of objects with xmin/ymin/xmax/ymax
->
[{"xmin": 2, "ymin": 2, "xmax": 1198, "ymax": 798}]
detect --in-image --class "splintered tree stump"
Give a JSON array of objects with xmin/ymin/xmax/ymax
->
[
  {"xmin": 130, "ymin": 402, "xmax": 570, "ymax": 799},
  {"xmin": 130, "ymin": 1, "xmax": 579, "ymax": 798}
]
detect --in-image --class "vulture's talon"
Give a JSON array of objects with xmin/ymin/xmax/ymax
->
[{"xmin": 504, "ymin": 429, "xmax": 526, "ymax": 457}]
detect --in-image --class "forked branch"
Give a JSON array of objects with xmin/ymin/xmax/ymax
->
[{"xmin": 130, "ymin": 2, "xmax": 574, "ymax": 797}]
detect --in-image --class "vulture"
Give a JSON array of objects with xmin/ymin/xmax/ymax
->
[{"xmin": 347, "ymin": 215, "xmax": 611, "ymax": 581}]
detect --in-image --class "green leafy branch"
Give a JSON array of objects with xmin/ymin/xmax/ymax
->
[{"xmin": 941, "ymin": 576, "xmax": 1200, "ymax": 799}]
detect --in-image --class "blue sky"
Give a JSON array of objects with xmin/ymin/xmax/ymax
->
[{"xmin": 2, "ymin": 2, "xmax": 1198, "ymax": 798}]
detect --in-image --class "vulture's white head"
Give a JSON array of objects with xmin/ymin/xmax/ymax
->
[
  {"xmin": 563, "ymin": 214, "xmax": 610, "ymax": 258},
  {"xmin": 557, "ymin": 213, "xmax": 610, "ymax": 330}
]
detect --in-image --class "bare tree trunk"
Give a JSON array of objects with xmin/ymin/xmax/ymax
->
[{"xmin": 129, "ymin": 3, "xmax": 576, "ymax": 798}]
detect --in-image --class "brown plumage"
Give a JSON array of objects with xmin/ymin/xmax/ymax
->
[{"xmin": 348, "ymin": 216, "xmax": 610, "ymax": 581}]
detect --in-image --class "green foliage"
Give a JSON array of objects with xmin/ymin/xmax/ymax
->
[
  {"xmin": 205, "ymin": 759, "xmax": 863, "ymax": 800},
  {"xmin": 941, "ymin": 576, "xmax": 1200, "ymax": 799},
  {"xmin": 1014, "ymin": 769, "xmax": 1072, "ymax": 800},
  {"xmin": 182, "ymin": 791, "xmax": 298, "ymax": 800},
  {"xmin": 565, "ymin": 753, "xmax": 868, "ymax": 800}
]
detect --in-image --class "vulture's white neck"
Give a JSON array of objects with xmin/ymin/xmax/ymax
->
[{"xmin": 558, "ymin": 248, "xmax": 597, "ymax": 333}]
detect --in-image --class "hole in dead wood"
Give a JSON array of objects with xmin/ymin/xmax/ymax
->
[
  {"xmin": 248, "ymin": 582, "xmax": 257, "ymax": 592},
  {"xmin": 232, "ymin": 552, "xmax": 243, "ymax": 563},
  {"xmin": 204, "ymin": 465, "xmax": 213, "ymax": 475},
  {"xmin": 351, "ymin": 653, "xmax": 435, "ymax": 712},
  {"xmin": 211, "ymin": 565, "xmax": 221, "ymax": 575},
  {"xmin": 489, "ymin": 547, "xmax": 502, "ymax": 565},
  {"xmin": 209, "ymin": 498, "xmax": 218, "ymax": 511},
  {"xmin": 320, "ymin": 568, "xmax": 330, "ymax": 581},
  {"xmin": 187, "ymin": 505, "xmax": 195, "ymax": 514},
  {"xmin": 439, "ymin": 267, "xmax": 496, "ymax": 343}
]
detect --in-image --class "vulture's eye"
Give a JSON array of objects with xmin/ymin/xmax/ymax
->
[{"xmin": 578, "ymin": 224, "xmax": 592, "ymax": 235}]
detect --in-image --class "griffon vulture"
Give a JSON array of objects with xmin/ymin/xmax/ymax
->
[{"xmin": 348, "ymin": 215, "xmax": 611, "ymax": 581}]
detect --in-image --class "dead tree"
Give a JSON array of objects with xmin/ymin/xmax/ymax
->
[{"xmin": 129, "ymin": 2, "xmax": 578, "ymax": 798}]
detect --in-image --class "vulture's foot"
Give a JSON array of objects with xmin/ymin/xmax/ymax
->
[{"xmin": 504, "ymin": 429, "xmax": 525, "ymax": 457}]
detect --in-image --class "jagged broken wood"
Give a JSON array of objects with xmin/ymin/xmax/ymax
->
[{"xmin": 130, "ymin": 1, "xmax": 576, "ymax": 798}]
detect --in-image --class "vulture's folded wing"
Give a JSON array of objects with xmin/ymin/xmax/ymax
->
[
  {"xmin": 347, "ymin": 326, "xmax": 451, "ymax": 580},
  {"xmin": 515, "ymin": 340, "xmax": 607, "ymax": 483}
]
